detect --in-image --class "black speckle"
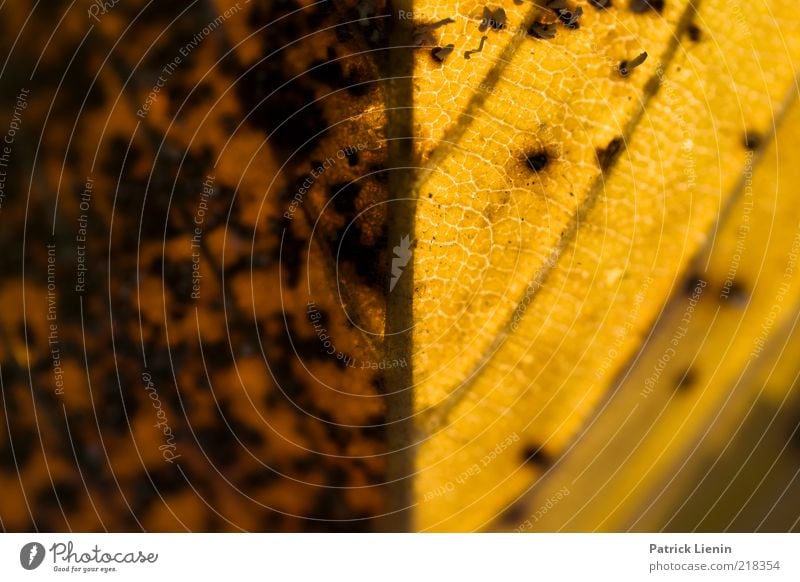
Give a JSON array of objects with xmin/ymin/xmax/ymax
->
[
  {"xmin": 332, "ymin": 218, "xmax": 388, "ymax": 293},
  {"xmin": 723, "ymin": 280, "xmax": 748, "ymax": 306},
  {"xmin": 175, "ymin": 82, "xmax": 214, "ymax": 117},
  {"xmin": 276, "ymin": 219, "xmax": 306, "ymax": 288},
  {"xmin": 414, "ymin": 18, "xmax": 456, "ymax": 48},
  {"xmin": 464, "ymin": 36, "xmax": 488, "ymax": 59},
  {"xmin": 345, "ymin": 149, "xmax": 360, "ymax": 167},
  {"xmin": 527, "ymin": 21, "xmax": 557, "ymax": 40},
  {"xmin": 683, "ymin": 274, "xmax": 706, "ymax": 296},
  {"xmin": 478, "ymin": 6, "xmax": 507, "ymax": 32},
  {"xmin": 524, "ymin": 150, "xmax": 550, "ymax": 172},
  {"xmin": 431, "ymin": 44, "xmax": 455, "ymax": 63},
  {"xmin": 629, "ymin": 0, "xmax": 664, "ymax": 13},
  {"xmin": 0, "ymin": 427, "xmax": 35, "ymax": 472},
  {"xmin": 548, "ymin": 2, "xmax": 583, "ymax": 29},
  {"xmin": 743, "ymin": 131, "xmax": 762, "ymax": 151},
  {"xmin": 687, "ymin": 23, "xmax": 702, "ymax": 42},
  {"xmin": 596, "ymin": 137, "xmax": 625, "ymax": 171},
  {"xmin": 561, "ymin": 7, "xmax": 583, "ymax": 29},
  {"xmin": 619, "ymin": 51, "xmax": 648, "ymax": 77},
  {"xmin": 521, "ymin": 444, "xmax": 552, "ymax": 467},
  {"xmin": 147, "ymin": 466, "xmax": 188, "ymax": 496},
  {"xmin": 498, "ymin": 500, "xmax": 528, "ymax": 525},
  {"xmin": 330, "ymin": 181, "xmax": 362, "ymax": 214},
  {"xmin": 590, "ymin": 0, "xmax": 612, "ymax": 8},
  {"xmin": 676, "ymin": 368, "xmax": 697, "ymax": 391},
  {"xmin": 36, "ymin": 480, "xmax": 81, "ymax": 513}
]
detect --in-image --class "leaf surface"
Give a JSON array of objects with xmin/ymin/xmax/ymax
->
[
  {"xmin": 3, "ymin": 0, "xmax": 800, "ymax": 533},
  {"xmin": 409, "ymin": 0, "xmax": 800, "ymax": 530}
]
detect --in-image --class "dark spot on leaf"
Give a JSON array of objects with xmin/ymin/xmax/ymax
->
[
  {"xmin": 498, "ymin": 500, "xmax": 528, "ymax": 525},
  {"xmin": 431, "ymin": 44, "xmax": 455, "ymax": 62},
  {"xmin": 527, "ymin": 21, "xmax": 557, "ymax": 40},
  {"xmin": 521, "ymin": 444, "xmax": 552, "ymax": 467},
  {"xmin": 276, "ymin": 219, "xmax": 306, "ymax": 288},
  {"xmin": 36, "ymin": 480, "xmax": 81, "ymax": 513},
  {"xmin": 743, "ymin": 131, "xmax": 762, "ymax": 151},
  {"xmin": 330, "ymin": 181, "xmax": 362, "ymax": 214},
  {"xmin": 619, "ymin": 51, "xmax": 648, "ymax": 77},
  {"xmin": 561, "ymin": 7, "xmax": 583, "ymax": 29},
  {"xmin": 479, "ymin": 6, "xmax": 507, "ymax": 32},
  {"xmin": 723, "ymin": 280, "xmax": 748, "ymax": 306},
  {"xmin": 629, "ymin": 0, "xmax": 664, "ymax": 13},
  {"xmin": 0, "ymin": 427, "xmax": 35, "ymax": 472},
  {"xmin": 548, "ymin": 2, "xmax": 583, "ymax": 28},
  {"xmin": 596, "ymin": 137, "xmax": 625, "ymax": 171},
  {"xmin": 308, "ymin": 59, "xmax": 344, "ymax": 87},
  {"xmin": 683, "ymin": 274, "xmax": 706, "ymax": 297},
  {"xmin": 414, "ymin": 18, "xmax": 456, "ymax": 47},
  {"xmin": 332, "ymin": 218, "xmax": 388, "ymax": 293},
  {"xmin": 524, "ymin": 150, "xmax": 550, "ymax": 172},
  {"xmin": 369, "ymin": 164, "xmax": 390, "ymax": 184},
  {"xmin": 346, "ymin": 149, "xmax": 360, "ymax": 166},
  {"xmin": 676, "ymin": 368, "xmax": 697, "ymax": 391},
  {"xmin": 464, "ymin": 36, "xmax": 488, "ymax": 59},
  {"xmin": 237, "ymin": 51, "xmax": 325, "ymax": 156},
  {"xmin": 687, "ymin": 22, "xmax": 702, "ymax": 42}
]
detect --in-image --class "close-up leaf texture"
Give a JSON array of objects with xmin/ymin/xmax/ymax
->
[{"xmin": 1, "ymin": 0, "xmax": 799, "ymax": 532}]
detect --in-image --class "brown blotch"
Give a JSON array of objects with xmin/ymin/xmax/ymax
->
[
  {"xmin": 524, "ymin": 150, "xmax": 550, "ymax": 172},
  {"xmin": 629, "ymin": 0, "xmax": 664, "ymax": 13},
  {"xmin": 521, "ymin": 444, "xmax": 552, "ymax": 467},
  {"xmin": 479, "ymin": 6, "xmax": 507, "ymax": 32},
  {"xmin": 743, "ymin": 131, "xmax": 762, "ymax": 151},
  {"xmin": 676, "ymin": 368, "xmax": 697, "ymax": 391},
  {"xmin": 498, "ymin": 500, "xmax": 528, "ymax": 525},
  {"xmin": 414, "ymin": 17, "xmax": 456, "ymax": 47},
  {"xmin": 683, "ymin": 274, "xmax": 707, "ymax": 297},
  {"xmin": 687, "ymin": 22, "xmax": 702, "ymax": 42},
  {"xmin": 548, "ymin": 1, "xmax": 583, "ymax": 29},
  {"xmin": 723, "ymin": 280, "xmax": 748, "ymax": 306},
  {"xmin": 619, "ymin": 51, "xmax": 648, "ymax": 77},
  {"xmin": 464, "ymin": 36, "xmax": 488, "ymax": 59},
  {"xmin": 527, "ymin": 21, "xmax": 558, "ymax": 39},
  {"xmin": 431, "ymin": 44, "xmax": 455, "ymax": 63}
]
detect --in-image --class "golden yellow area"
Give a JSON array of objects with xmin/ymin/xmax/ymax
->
[
  {"xmin": 517, "ymin": 96, "xmax": 800, "ymax": 532},
  {"xmin": 412, "ymin": 0, "xmax": 800, "ymax": 531},
  {"xmin": 412, "ymin": 0, "xmax": 693, "ymax": 415}
]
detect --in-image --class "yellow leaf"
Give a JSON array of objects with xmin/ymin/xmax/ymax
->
[
  {"xmin": 410, "ymin": 0, "xmax": 800, "ymax": 531},
  {"xmin": 503, "ymin": 92, "xmax": 800, "ymax": 532}
]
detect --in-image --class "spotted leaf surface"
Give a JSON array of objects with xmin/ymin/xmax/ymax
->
[{"xmin": 0, "ymin": 0, "xmax": 799, "ymax": 533}]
